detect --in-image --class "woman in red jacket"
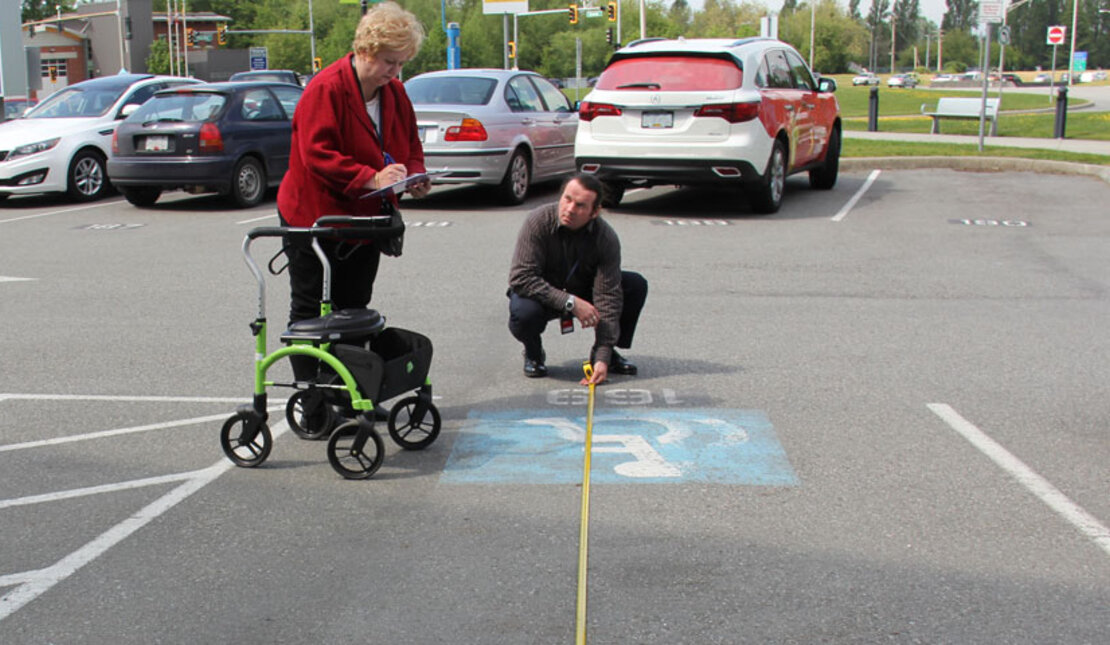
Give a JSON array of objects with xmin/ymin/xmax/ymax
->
[{"xmin": 277, "ymin": 2, "xmax": 428, "ymax": 383}]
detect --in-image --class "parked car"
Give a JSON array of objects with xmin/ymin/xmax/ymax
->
[
  {"xmin": 404, "ymin": 68, "xmax": 578, "ymax": 204},
  {"xmin": 229, "ymin": 70, "xmax": 303, "ymax": 86},
  {"xmin": 2, "ymin": 97, "xmax": 37, "ymax": 120},
  {"xmin": 574, "ymin": 37, "xmax": 841, "ymax": 214},
  {"xmin": 887, "ymin": 73, "xmax": 917, "ymax": 89},
  {"xmin": 107, "ymin": 81, "xmax": 303, "ymax": 207},
  {"xmin": 0, "ymin": 74, "xmax": 199, "ymax": 203},
  {"xmin": 1033, "ymin": 73, "xmax": 1052, "ymax": 84},
  {"xmin": 930, "ymin": 73, "xmax": 955, "ymax": 84},
  {"xmin": 852, "ymin": 72, "xmax": 880, "ymax": 86},
  {"xmin": 1000, "ymin": 73, "xmax": 1023, "ymax": 86}
]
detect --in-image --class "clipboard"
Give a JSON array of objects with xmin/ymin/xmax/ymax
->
[{"xmin": 361, "ymin": 169, "xmax": 450, "ymax": 199}]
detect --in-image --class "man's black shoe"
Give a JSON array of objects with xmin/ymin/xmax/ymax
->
[
  {"xmin": 523, "ymin": 352, "xmax": 548, "ymax": 378},
  {"xmin": 608, "ymin": 351, "xmax": 638, "ymax": 376}
]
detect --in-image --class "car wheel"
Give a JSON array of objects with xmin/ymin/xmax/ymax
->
[
  {"xmin": 496, "ymin": 149, "xmax": 530, "ymax": 205},
  {"xmin": 230, "ymin": 157, "xmax": 266, "ymax": 208},
  {"xmin": 601, "ymin": 181, "xmax": 625, "ymax": 208},
  {"xmin": 748, "ymin": 139, "xmax": 786, "ymax": 214},
  {"xmin": 809, "ymin": 128, "xmax": 840, "ymax": 190},
  {"xmin": 66, "ymin": 150, "xmax": 110, "ymax": 202},
  {"xmin": 119, "ymin": 186, "xmax": 162, "ymax": 207}
]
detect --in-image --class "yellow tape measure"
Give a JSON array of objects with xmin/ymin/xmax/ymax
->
[{"xmin": 575, "ymin": 361, "xmax": 596, "ymax": 644}]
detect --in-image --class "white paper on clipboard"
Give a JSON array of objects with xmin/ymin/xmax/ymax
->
[{"xmin": 361, "ymin": 169, "xmax": 450, "ymax": 199}]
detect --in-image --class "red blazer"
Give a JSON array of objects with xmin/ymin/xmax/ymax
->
[{"xmin": 277, "ymin": 53, "xmax": 425, "ymax": 227}]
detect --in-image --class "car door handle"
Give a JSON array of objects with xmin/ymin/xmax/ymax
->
[
  {"xmin": 520, "ymin": 118, "xmax": 536, "ymax": 125},
  {"xmin": 783, "ymin": 104, "xmax": 794, "ymax": 112},
  {"xmin": 803, "ymin": 102, "xmax": 816, "ymax": 109}
]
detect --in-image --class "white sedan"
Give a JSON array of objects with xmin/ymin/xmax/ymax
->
[{"xmin": 0, "ymin": 73, "xmax": 198, "ymax": 203}]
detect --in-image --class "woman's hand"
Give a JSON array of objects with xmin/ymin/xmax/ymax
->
[{"xmin": 368, "ymin": 163, "xmax": 408, "ymax": 191}]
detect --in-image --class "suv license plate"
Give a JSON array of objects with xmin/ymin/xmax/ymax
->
[
  {"xmin": 142, "ymin": 135, "xmax": 169, "ymax": 152},
  {"xmin": 641, "ymin": 111, "xmax": 673, "ymax": 129}
]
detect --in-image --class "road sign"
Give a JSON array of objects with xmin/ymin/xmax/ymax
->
[
  {"xmin": 999, "ymin": 24, "xmax": 1011, "ymax": 46},
  {"xmin": 1046, "ymin": 25, "xmax": 1066, "ymax": 46},
  {"xmin": 249, "ymin": 46, "xmax": 268, "ymax": 71},
  {"xmin": 978, "ymin": 0, "xmax": 1003, "ymax": 24},
  {"xmin": 1073, "ymin": 51, "xmax": 1087, "ymax": 73}
]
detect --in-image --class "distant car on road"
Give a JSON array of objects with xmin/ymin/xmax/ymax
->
[
  {"xmin": 107, "ymin": 81, "xmax": 303, "ymax": 207},
  {"xmin": 1000, "ymin": 73, "xmax": 1023, "ymax": 86},
  {"xmin": 887, "ymin": 73, "xmax": 917, "ymax": 89},
  {"xmin": 2, "ymin": 96, "xmax": 37, "ymax": 120},
  {"xmin": 852, "ymin": 72, "xmax": 880, "ymax": 86},
  {"xmin": 0, "ymin": 73, "xmax": 200, "ymax": 203},
  {"xmin": 229, "ymin": 70, "xmax": 303, "ymax": 86},
  {"xmin": 404, "ymin": 68, "xmax": 578, "ymax": 204}
]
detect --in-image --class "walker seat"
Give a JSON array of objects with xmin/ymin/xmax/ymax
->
[{"xmin": 280, "ymin": 308, "xmax": 385, "ymax": 344}]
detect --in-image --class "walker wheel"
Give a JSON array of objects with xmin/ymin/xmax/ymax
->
[
  {"xmin": 286, "ymin": 390, "xmax": 336, "ymax": 440},
  {"xmin": 326, "ymin": 420, "xmax": 385, "ymax": 480},
  {"xmin": 388, "ymin": 396, "xmax": 441, "ymax": 450},
  {"xmin": 220, "ymin": 411, "xmax": 272, "ymax": 468}
]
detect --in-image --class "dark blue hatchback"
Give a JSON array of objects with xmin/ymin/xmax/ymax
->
[{"xmin": 107, "ymin": 81, "xmax": 302, "ymax": 207}]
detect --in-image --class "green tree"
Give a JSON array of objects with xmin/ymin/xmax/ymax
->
[
  {"xmin": 146, "ymin": 38, "xmax": 171, "ymax": 75},
  {"xmin": 21, "ymin": 0, "xmax": 76, "ymax": 22},
  {"xmin": 779, "ymin": 0, "xmax": 869, "ymax": 74}
]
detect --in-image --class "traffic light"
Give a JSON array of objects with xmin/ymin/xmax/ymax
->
[
  {"xmin": 216, "ymin": 23, "xmax": 227, "ymax": 46},
  {"xmin": 607, "ymin": 1, "xmax": 617, "ymax": 21},
  {"xmin": 186, "ymin": 28, "xmax": 196, "ymax": 47},
  {"xmin": 313, "ymin": 57, "xmax": 322, "ymax": 73},
  {"xmin": 508, "ymin": 41, "xmax": 516, "ymax": 59},
  {"xmin": 606, "ymin": 28, "xmax": 613, "ymax": 45},
  {"xmin": 568, "ymin": 4, "xmax": 578, "ymax": 24}
]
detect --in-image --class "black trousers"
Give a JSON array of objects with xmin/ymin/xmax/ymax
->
[
  {"xmin": 280, "ymin": 214, "xmax": 381, "ymax": 380},
  {"xmin": 508, "ymin": 271, "xmax": 648, "ymax": 360}
]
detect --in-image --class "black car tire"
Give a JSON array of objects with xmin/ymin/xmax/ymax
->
[
  {"xmin": 748, "ymin": 139, "xmax": 786, "ymax": 214},
  {"xmin": 120, "ymin": 186, "xmax": 162, "ymax": 207},
  {"xmin": 809, "ymin": 128, "xmax": 840, "ymax": 190},
  {"xmin": 601, "ymin": 181, "xmax": 625, "ymax": 208},
  {"xmin": 66, "ymin": 149, "xmax": 110, "ymax": 202},
  {"xmin": 230, "ymin": 157, "xmax": 266, "ymax": 208},
  {"xmin": 496, "ymin": 149, "xmax": 530, "ymax": 205}
]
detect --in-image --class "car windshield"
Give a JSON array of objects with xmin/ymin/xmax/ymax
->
[
  {"xmin": 26, "ymin": 85, "xmax": 128, "ymax": 118},
  {"xmin": 128, "ymin": 92, "xmax": 227, "ymax": 123},
  {"xmin": 597, "ymin": 56, "xmax": 743, "ymax": 91},
  {"xmin": 405, "ymin": 77, "xmax": 497, "ymax": 105}
]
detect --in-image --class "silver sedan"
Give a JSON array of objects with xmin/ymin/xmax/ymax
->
[{"xmin": 404, "ymin": 69, "xmax": 578, "ymax": 205}]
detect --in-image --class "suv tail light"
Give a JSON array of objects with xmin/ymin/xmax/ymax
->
[
  {"xmin": 694, "ymin": 102, "xmax": 761, "ymax": 123},
  {"xmin": 579, "ymin": 102, "xmax": 622, "ymax": 121},
  {"xmin": 199, "ymin": 122, "xmax": 224, "ymax": 152},
  {"xmin": 445, "ymin": 118, "xmax": 488, "ymax": 142}
]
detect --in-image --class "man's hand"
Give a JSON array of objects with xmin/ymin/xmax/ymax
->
[
  {"xmin": 580, "ymin": 360, "xmax": 608, "ymax": 386},
  {"xmin": 572, "ymin": 297, "xmax": 600, "ymax": 328},
  {"xmin": 406, "ymin": 177, "xmax": 431, "ymax": 198}
]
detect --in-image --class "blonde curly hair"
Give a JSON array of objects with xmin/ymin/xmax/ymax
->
[{"xmin": 352, "ymin": 2, "xmax": 426, "ymax": 59}]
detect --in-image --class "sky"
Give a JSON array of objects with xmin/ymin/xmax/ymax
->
[{"xmin": 681, "ymin": 0, "xmax": 949, "ymax": 28}]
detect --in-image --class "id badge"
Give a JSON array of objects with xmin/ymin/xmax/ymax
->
[{"xmin": 560, "ymin": 314, "xmax": 574, "ymax": 335}]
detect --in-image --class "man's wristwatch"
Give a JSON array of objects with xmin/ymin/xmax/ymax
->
[{"xmin": 564, "ymin": 295, "xmax": 575, "ymax": 312}]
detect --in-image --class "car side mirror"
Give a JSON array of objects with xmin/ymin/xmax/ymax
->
[
  {"xmin": 818, "ymin": 77, "xmax": 837, "ymax": 93},
  {"xmin": 119, "ymin": 103, "xmax": 140, "ymax": 119}
]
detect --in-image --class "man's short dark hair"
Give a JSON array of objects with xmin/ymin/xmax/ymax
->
[{"xmin": 561, "ymin": 173, "xmax": 606, "ymax": 210}]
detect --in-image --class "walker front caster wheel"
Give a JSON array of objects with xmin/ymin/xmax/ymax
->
[
  {"xmin": 326, "ymin": 420, "xmax": 385, "ymax": 480},
  {"xmin": 286, "ymin": 390, "xmax": 336, "ymax": 440},
  {"xmin": 220, "ymin": 411, "xmax": 272, "ymax": 467},
  {"xmin": 388, "ymin": 396, "xmax": 441, "ymax": 450}
]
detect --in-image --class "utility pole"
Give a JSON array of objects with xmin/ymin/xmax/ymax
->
[{"xmin": 889, "ymin": 12, "xmax": 896, "ymax": 74}]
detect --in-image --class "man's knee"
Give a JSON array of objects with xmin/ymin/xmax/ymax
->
[
  {"xmin": 622, "ymin": 271, "xmax": 648, "ymax": 304},
  {"xmin": 508, "ymin": 293, "xmax": 550, "ymax": 339}
]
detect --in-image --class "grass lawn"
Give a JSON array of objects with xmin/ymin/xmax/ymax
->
[
  {"xmin": 842, "ymin": 138, "xmax": 1110, "ymax": 166},
  {"xmin": 843, "ymin": 110, "xmax": 1110, "ymax": 140},
  {"xmin": 831, "ymin": 83, "xmax": 1065, "ymax": 117}
]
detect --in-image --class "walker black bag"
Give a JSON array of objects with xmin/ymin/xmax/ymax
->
[{"xmin": 376, "ymin": 201, "xmax": 405, "ymax": 257}]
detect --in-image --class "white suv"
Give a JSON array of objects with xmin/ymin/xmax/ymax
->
[{"xmin": 575, "ymin": 37, "xmax": 841, "ymax": 213}]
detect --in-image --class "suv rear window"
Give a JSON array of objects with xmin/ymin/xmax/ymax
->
[{"xmin": 596, "ymin": 56, "xmax": 743, "ymax": 91}]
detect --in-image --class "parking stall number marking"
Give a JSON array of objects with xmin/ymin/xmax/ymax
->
[
  {"xmin": 441, "ymin": 409, "xmax": 798, "ymax": 485},
  {"xmin": 949, "ymin": 218, "xmax": 1029, "ymax": 227},
  {"xmin": 654, "ymin": 219, "xmax": 730, "ymax": 226}
]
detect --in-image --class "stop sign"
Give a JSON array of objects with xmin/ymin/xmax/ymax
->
[{"xmin": 1047, "ymin": 25, "xmax": 1066, "ymax": 46}]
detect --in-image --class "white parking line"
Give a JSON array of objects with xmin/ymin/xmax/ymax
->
[
  {"xmin": 0, "ymin": 468, "xmax": 207, "ymax": 510},
  {"xmin": 929, "ymin": 403, "xmax": 1110, "ymax": 558},
  {"xmin": 0, "ymin": 199, "xmax": 124, "ymax": 225},
  {"xmin": 831, "ymin": 169, "xmax": 880, "ymax": 222}
]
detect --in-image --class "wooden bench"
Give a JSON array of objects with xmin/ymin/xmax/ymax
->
[{"xmin": 921, "ymin": 97, "xmax": 1000, "ymax": 136}]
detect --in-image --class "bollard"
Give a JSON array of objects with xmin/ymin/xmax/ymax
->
[
  {"xmin": 868, "ymin": 86, "xmax": 879, "ymax": 132},
  {"xmin": 1053, "ymin": 87, "xmax": 1067, "ymax": 139}
]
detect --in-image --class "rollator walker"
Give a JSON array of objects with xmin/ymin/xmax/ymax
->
[{"xmin": 220, "ymin": 215, "xmax": 440, "ymax": 479}]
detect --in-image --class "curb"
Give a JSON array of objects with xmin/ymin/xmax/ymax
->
[{"xmin": 840, "ymin": 156, "xmax": 1110, "ymax": 186}]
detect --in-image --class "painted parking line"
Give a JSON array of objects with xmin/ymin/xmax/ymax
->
[
  {"xmin": 441, "ymin": 409, "xmax": 798, "ymax": 485},
  {"xmin": 831, "ymin": 169, "xmax": 881, "ymax": 222},
  {"xmin": 929, "ymin": 403, "xmax": 1110, "ymax": 558},
  {"xmin": 0, "ymin": 199, "xmax": 124, "ymax": 225}
]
